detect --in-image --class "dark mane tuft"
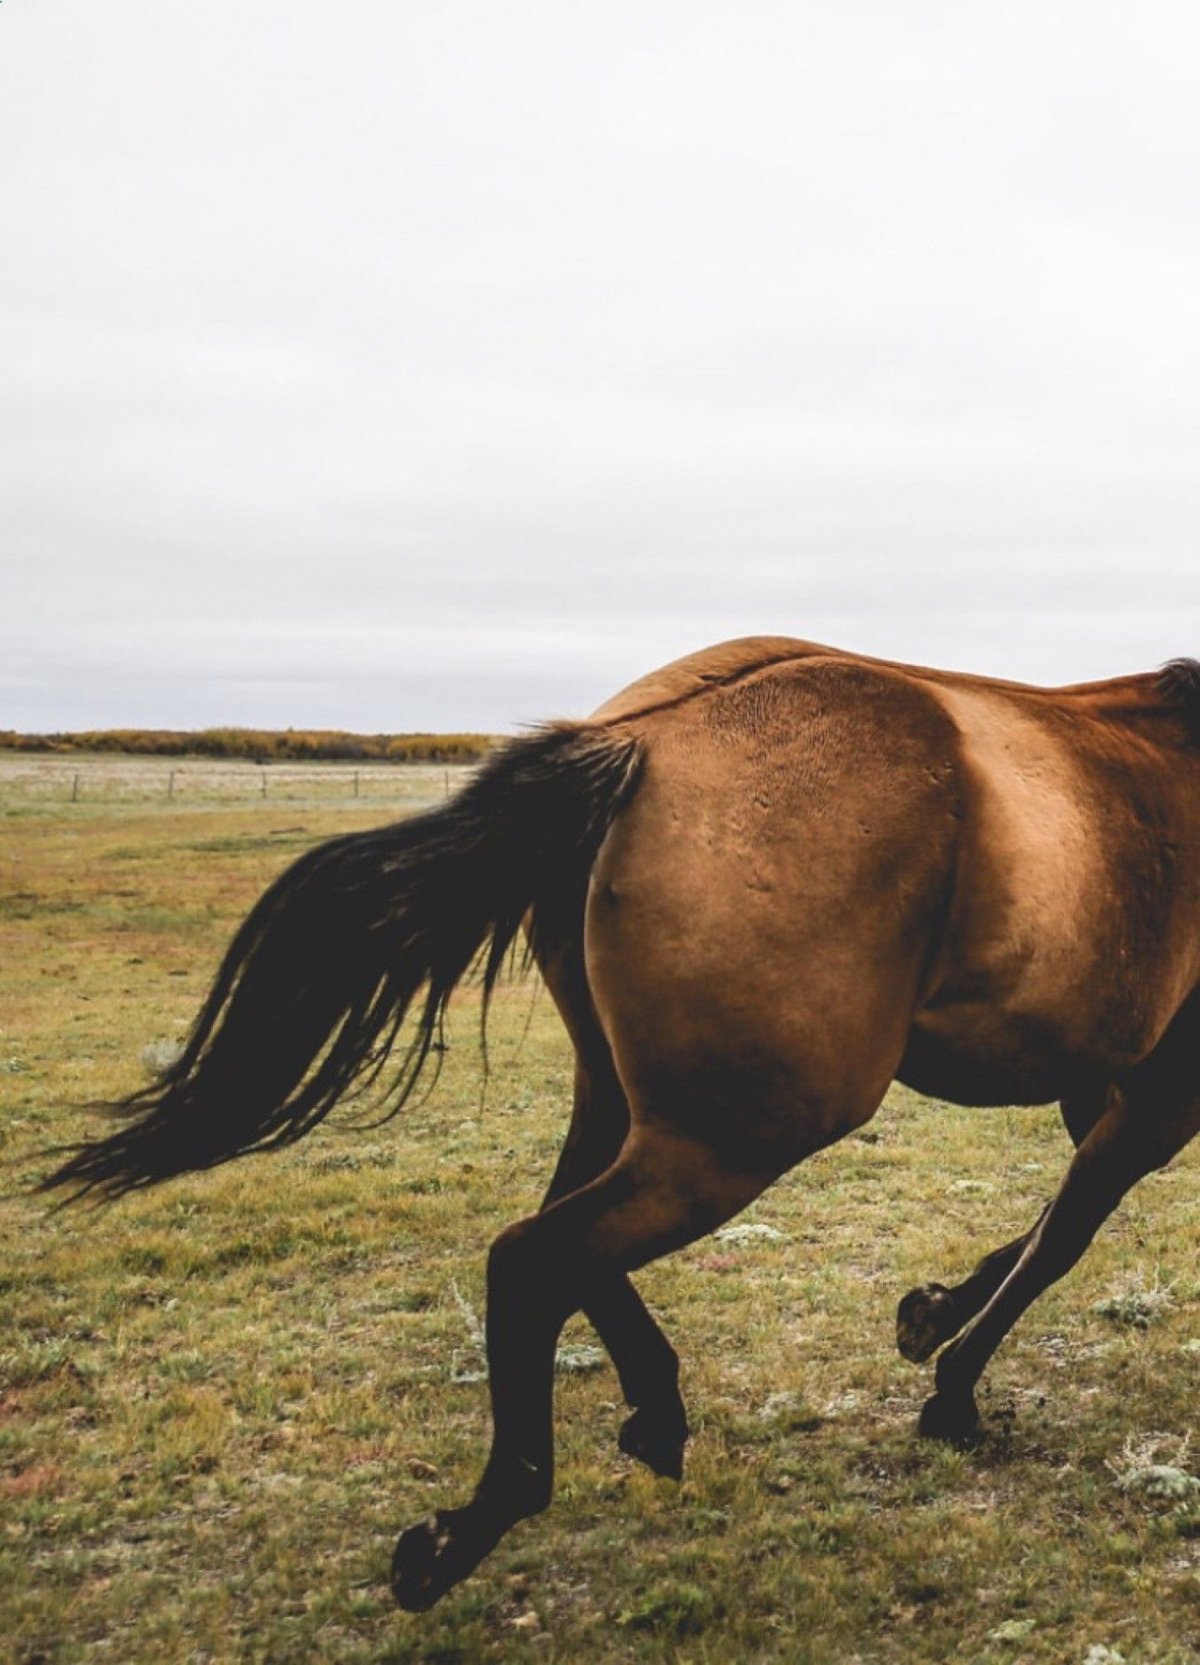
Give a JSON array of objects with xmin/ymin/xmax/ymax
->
[{"xmin": 1157, "ymin": 658, "xmax": 1200, "ymax": 739}]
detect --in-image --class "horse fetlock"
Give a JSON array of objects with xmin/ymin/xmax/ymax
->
[
  {"xmin": 477, "ymin": 1451, "xmax": 554, "ymax": 1521},
  {"xmin": 896, "ymin": 1282, "xmax": 958, "ymax": 1363}
]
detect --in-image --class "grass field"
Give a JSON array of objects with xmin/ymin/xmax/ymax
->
[{"xmin": 4, "ymin": 760, "xmax": 1200, "ymax": 1663}]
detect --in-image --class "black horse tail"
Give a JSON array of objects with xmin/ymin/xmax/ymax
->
[{"xmin": 40, "ymin": 723, "xmax": 643, "ymax": 1202}]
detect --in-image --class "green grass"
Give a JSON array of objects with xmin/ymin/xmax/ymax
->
[{"xmin": 3, "ymin": 768, "xmax": 1200, "ymax": 1661}]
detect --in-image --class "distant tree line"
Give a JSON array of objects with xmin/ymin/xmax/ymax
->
[{"xmin": 0, "ymin": 728, "xmax": 498, "ymax": 763}]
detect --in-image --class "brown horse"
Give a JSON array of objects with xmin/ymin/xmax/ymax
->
[{"xmin": 42, "ymin": 636, "xmax": 1200, "ymax": 1611}]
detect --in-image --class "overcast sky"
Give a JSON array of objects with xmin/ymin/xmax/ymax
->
[{"xmin": 5, "ymin": 3, "xmax": 1200, "ymax": 732}]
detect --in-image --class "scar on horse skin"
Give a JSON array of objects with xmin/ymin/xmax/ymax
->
[{"xmin": 41, "ymin": 637, "xmax": 1200, "ymax": 1609}]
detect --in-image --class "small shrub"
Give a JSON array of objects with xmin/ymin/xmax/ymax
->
[
  {"xmin": 1108, "ymin": 1432, "xmax": 1200, "ymax": 1507},
  {"xmin": 714, "ymin": 1222, "xmax": 788, "ymax": 1246},
  {"xmin": 1093, "ymin": 1276, "xmax": 1175, "ymax": 1328}
]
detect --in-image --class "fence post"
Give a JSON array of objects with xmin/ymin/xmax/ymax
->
[
  {"xmin": 168, "ymin": 770, "xmax": 175, "ymax": 801},
  {"xmin": 261, "ymin": 771, "xmax": 267, "ymax": 799},
  {"xmin": 353, "ymin": 770, "xmax": 359, "ymax": 798},
  {"xmin": 71, "ymin": 773, "xmax": 80, "ymax": 803},
  {"xmin": 444, "ymin": 770, "xmax": 450, "ymax": 798}
]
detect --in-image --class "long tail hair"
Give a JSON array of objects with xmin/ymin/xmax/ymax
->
[{"xmin": 40, "ymin": 723, "xmax": 642, "ymax": 1202}]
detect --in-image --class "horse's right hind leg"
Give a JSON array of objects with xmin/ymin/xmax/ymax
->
[{"xmin": 896, "ymin": 1084, "xmax": 1109, "ymax": 1363}]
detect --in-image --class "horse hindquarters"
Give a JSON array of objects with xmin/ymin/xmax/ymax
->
[
  {"xmin": 582, "ymin": 661, "xmax": 966, "ymax": 1170},
  {"xmin": 393, "ymin": 661, "xmax": 966, "ymax": 1609}
]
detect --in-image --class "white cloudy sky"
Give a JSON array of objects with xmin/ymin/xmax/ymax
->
[{"xmin": 5, "ymin": 2, "xmax": 1200, "ymax": 732}]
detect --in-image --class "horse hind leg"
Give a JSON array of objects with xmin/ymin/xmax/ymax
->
[
  {"xmin": 895, "ymin": 1082, "xmax": 1110, "ymax": 1365},
  {"xmin": 542, "ymin": 1052, "xmax": 689, "ymax": 1479},
  {"xmin": 532, "ymin": 905, "xmax": 690, "ymax": 1478},
  {"xmin": 391, "ymin": 1121, "xmax": 785, "ymax": 1611}
]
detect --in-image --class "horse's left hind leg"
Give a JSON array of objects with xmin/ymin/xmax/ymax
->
[{"xmin": 391, "ymin": 1126, "xmax": 778, "ymax": 1612}]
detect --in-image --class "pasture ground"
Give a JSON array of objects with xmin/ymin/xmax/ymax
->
[{"xmin": 3, "ymin": 758, "xmax": 1200, "ymax": 1663}]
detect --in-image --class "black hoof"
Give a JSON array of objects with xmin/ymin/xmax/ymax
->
[
  {"xmin": 391, "ymin": 1514, "xmax": 447, "ymax": 1612},
  {"xmin": 391, "ymin": 1508, "xmax": 498, "ymax": 1612},
  {"xmin": 619, "ymin": 1404, "xmax": 688, "ymax": 1480},
  {"xmin": 897, "ymin": 1283, "xmax": 957, "ymax": 1363},
  {"xmin": 917, "ymin": 1390, "xmax": 980, "ymax": 1449}
]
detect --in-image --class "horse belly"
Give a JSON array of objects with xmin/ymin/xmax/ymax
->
[{"xmin": 897, "ymin": 1020, "xmax": 1085, "ymax": 1107}]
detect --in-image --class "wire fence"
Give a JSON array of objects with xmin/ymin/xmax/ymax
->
[{"xmin": 0, "ymin": 757, "xmax": 478, "ymax": 809}]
